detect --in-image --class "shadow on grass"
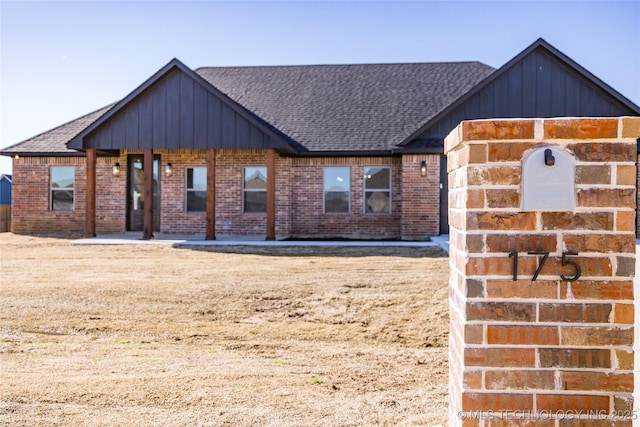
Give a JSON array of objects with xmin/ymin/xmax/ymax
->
[{"xmin": 173, "ymin": 244, "xmax": 447, "ymax": 258}]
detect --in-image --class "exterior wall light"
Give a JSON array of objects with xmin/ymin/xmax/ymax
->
[
  {"xmin": 112, "ymin": 162, "xmax": 121, "ymax": 177},
  {"xmin": 14, "ymin": 155, "xmax": 20, "ymax": 160},
  {"xmin": 165, "ymin": 163, "xmax": 173, "ymax": 177},
  {"xmin": 420, "ymin": 160, "xmax": 427, "ymax": 177}
]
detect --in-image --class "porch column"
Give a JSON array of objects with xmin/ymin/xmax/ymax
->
[
  {"xmin": 206, "ymin": 149, "xmax": 216, "ymax": 240},
  {"xmin": 85, "ymin": 148, "xmax": 97, "ymax": 238},
  {"xmin": 142, "ymin": 149, "xmax": 154, "ymax": 240},
  {"xmin": 266, "ymin": 149, "xmax": 276, "ymax": 240}
]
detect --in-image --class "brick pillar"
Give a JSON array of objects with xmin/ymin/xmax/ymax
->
[{"xmin": 445, "ymin": 117, "xmax": 640, "ymax": 425}]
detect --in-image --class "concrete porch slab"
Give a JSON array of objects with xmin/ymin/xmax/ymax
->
[{"xmin": 72, "ymin": 233, "xmax": 444, "ymax": 249}]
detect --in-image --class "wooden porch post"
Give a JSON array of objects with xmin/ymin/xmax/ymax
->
[
  {"xmin": 266, "ymin": 148, "xmax": 276, "ymax": 240},
  {"xmin": 206, "ymin": 149, "xmax": 216, "ymax": 240},
  {"xmin": 85, "ymin": 149, "xmax": 97, "ymax": 238},
  {"xmin": 142, "ymin": 149, "xmax": 154, "ymax": 240}
]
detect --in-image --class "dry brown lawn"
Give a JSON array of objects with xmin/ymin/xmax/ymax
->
[{"xmin": 0, "ymin": 234, "xmax": 450, "ymax": 426}]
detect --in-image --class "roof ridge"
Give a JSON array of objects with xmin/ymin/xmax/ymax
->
[{"xmin": 195, "ymin": 61, "xmax": 492, "ymax": 71}]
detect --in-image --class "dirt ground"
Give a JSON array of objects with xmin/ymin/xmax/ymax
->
[{"xmin": 0, "ymin": 234, "xmax": 450, "ymax": 426}]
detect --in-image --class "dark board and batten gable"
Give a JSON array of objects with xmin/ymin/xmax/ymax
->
[
  {"xmin": 68, "ymin": 59, "xmax": 295, "ymax": 153},
  {"xmin": 402, "ymin": 38, "xmax": 640, "ymax": 146}
]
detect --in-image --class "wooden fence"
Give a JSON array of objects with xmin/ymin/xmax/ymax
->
[{"xmin": 0, "ymin": 205, "xmax": 10, "ymax": 232}]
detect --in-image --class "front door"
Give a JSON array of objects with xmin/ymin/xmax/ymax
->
[{"xmin": 127, "ymin": 155, "xmax": 160, "ymax": 232}]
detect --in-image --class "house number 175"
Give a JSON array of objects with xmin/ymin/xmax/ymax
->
[{"xmin": 508, "ymin": 251, "xmax": 581, "ymax": 282}]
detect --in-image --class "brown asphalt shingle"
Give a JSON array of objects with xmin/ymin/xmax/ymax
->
[
  {"xmin": 2, "ymin": 105, "xmax": 114, "ymax": 155},
  {"xmin": 196, "ymin": 62, "xmax": 495, "ymax": 151}
]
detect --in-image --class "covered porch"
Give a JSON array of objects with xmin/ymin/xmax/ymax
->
[
  {"xmin": 84, "ymin": 148, "xmax": 279, "ymax": 241},
  {"xmin": 68, "ymin": 59, "xmax": 294, "ymax": 241}
]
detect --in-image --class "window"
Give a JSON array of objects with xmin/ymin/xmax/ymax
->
[
  {"xmin": 364, "ymin": 167, "xmax": 391, "ymax": 214},
  {"xmin": 324, "ymin": 167, "xmax": 350, "ymax": 213},
  {"xmin": 50, "ymin": 166, "xmax": 75, "ymax": 211},
  {"xmin": 186, "ymin": 167, "xmax": 207, "ymax": 212},
  {"xmin": 244, "ymin": 167, "xmax": 267, "ymax": 213}
]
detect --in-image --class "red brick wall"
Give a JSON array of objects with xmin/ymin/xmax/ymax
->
[
  {"xmin": 10, "ymin": 155, "xmax": 125, "ymax": 236},
  {"xmin": 11, "ymin": 156, "xmax": 87, "ymax": 236},
  {"xmin": 288, "ymin": 157, "xmax": 403, "ymax": 239},
  {"xmin": 97, "ymin": 155, "xmax": 126, "ymax": 235},
  {"xmin": 11, "ymin": 150, "xmax": 443, "ymax": 239},
  {"xmin": 446, "ymin": 117, "xmax": 639, "ymax": 425},
  {"xmin": 401, "ymin": 154, "xmax": 440, "ymax": 239},
  {"xmin": 148, "ymin": 150, "xmax": 208, "ymax": 235},
  {"xmin": 125, "ymin": 149, "xmax": 281, "ymax": 237},
  {"xmin": 210, "ymin": 149, "xmax": 273, "ymax": 237}
]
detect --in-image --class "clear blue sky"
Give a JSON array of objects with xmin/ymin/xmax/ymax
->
[{"xmin": 1, "ymin": 1, "xmax": 639, "ymax": 175}]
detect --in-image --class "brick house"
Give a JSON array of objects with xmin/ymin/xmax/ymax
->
[{"xmin": 2, "ymin": 38, "xmax": 639, "ymax": 240}]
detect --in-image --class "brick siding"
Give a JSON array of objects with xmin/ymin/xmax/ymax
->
[
  {"xmin": 11, "ymin": 156, "xmax": 87, "ymax": 236},
  {"xmin": 11, "ymin": 150, "xmax": 440, "ymax": 239},
  {"xmin": 446, "ymin": 117, "xmax": 640, "ymax": 425},
  {"xmin": 401, "ymin": 154, "xmax": 440, "ymax": 239}
]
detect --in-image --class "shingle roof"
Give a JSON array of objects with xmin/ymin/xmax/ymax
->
[
  {"xmin": 1, "ymin": 105, "xmax": 113, "ymax": 155},
  {"xmin": 196, "ymin": 62, "xmax": 495, "ymax": 151},
  {"xmin": 1, "ymin": 61, "xmax": 495, "ymax": 155}
]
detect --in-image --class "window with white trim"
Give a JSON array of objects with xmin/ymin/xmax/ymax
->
[
  {"xmin": 364, "ymin": 167, "xmax": 391, "ymax": 214},
  {"xmin": 186, "ymin": 167, "xmax": 207, "ymax": 212},
  {"xmin": 50, "ymin": 166, "xmax": 75, "ymax": 211},
  {"xmin": 324, "ymin": 167, "xmax": 350, "ymax": 213}
]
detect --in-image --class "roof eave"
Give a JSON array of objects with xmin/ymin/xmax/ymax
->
[
  {"xmin": 292, "ymin": 148, "xmax": 445, "ymax": 156},
  {"xmin": 290, "ymin": 149, "xmax": 394, "ymax": 157},
  {"xmin": 0, "ymin": 150, "xmax": 85, "ymax": 157},
  {"xmin": 392, "ymin": 147, "xmax": 443, "ymax": 155}
]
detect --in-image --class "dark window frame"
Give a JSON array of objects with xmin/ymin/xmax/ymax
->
[
  {"xmin": 364, "ymin": 166, "xmax": 391, "ymax": 214},
  {"xmin": 50, "ymin": 166, "xmax": 75, "ymax": 212},
  {"xmin": 323, "ymin": 167, "xmax": 351, "ymax": 214},
  {"xmin": 243, "ymin": 166, "xmax": 267, "ymax": 213},
  {"xmin": 185, "ymin": 166, "xmax": 207, "ymax": 213}
]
